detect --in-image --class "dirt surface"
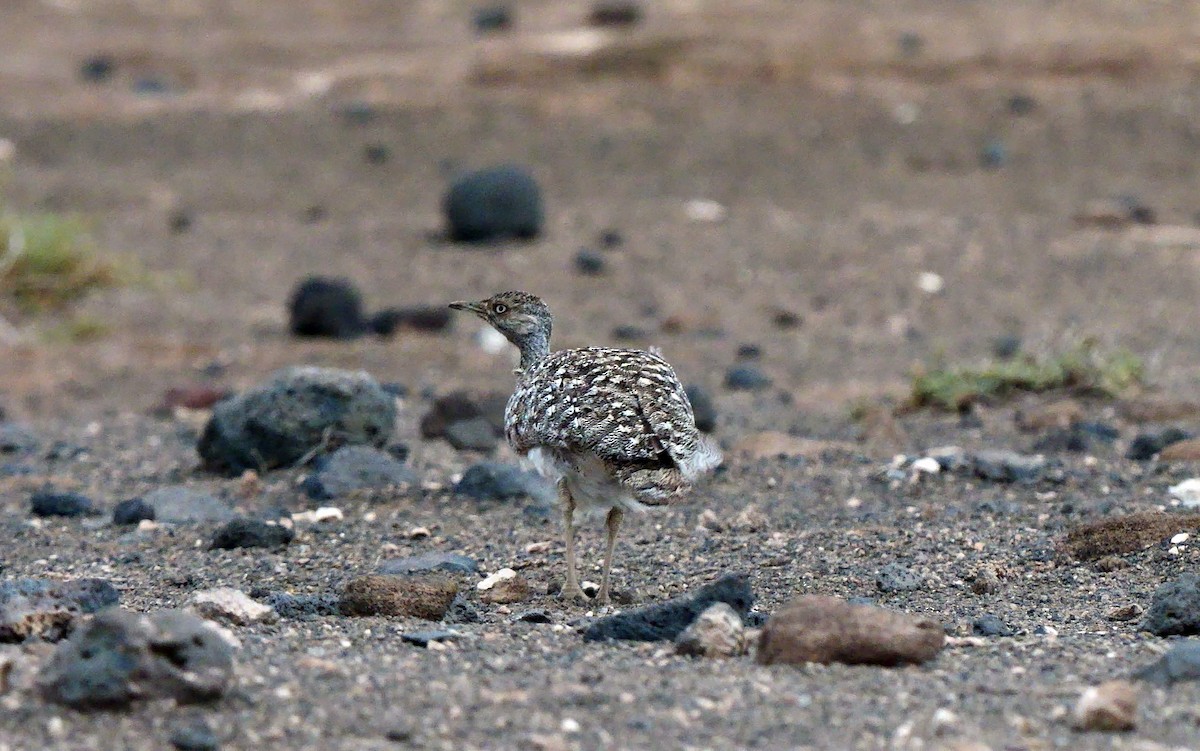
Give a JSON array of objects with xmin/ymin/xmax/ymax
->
[{"xmin": 3, "ymin": 1, "xmax": 1200, "ymax": 750}]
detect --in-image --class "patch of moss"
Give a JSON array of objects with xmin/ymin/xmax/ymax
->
[
  {"xmin": 0, "ymin": 213, "xmax": 122, "ymax": 311},
  {"xmin": 910, "ymin": 340, "xmax": 1144, "ymax": 411}
]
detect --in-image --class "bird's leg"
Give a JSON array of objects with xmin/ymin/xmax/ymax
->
[
  {"xmin": 560, "ymin": 482, "xmax": 588, "ymax": 603},
  {"xmin": 596, "ymin": 507, "xmax": 624, "ymax": 605}
]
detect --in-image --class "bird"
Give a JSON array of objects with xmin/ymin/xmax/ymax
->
[{"xmin": 449, "ymin": 291, "xmax": 721, "ymax": 605}]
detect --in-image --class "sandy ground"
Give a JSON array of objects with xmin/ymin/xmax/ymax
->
[{"xmin": 1, "ymin": 1, "xmax": 1200, "ymax": 749}]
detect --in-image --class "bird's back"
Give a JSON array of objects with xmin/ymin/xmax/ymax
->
[{"xmin": 505, "ymin": 347, "xmax": 720, "ymax": 491}]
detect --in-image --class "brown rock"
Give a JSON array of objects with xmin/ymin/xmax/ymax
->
[
  {"xmin": 675, "ymin": 603, "xmax": 747, "ymax": 658},
  {"xmin": 730, "ymin": 432, "xmax": 854, "ymax": 462},
  {"xmin": 1117, "ymin": 397, "xmax": 1200, "ymax": 423},
  {"xmin": 159, "ymin": 386, "xmax": 230, "ymax": 412},
  {"xmin": 1015, "ymin": 399, "xmax": 1083, "ymax": 431},
  {"xmin": 1071, "ymin": 680, "xmax": 1137, "ymax": 732},
  {"xmin": 339, "ymin": 575, "xmax": 458, "ymax": 620},
  {"xmin": 969, "ymin": 565, "xmax": 1002, "ymax": 595},
  {"xmin": 756, "ymin": 596, "xmax": 944, "ymax": 667},
  {"xmin": 1105, "ymin": 603, "xmax": 1144, "ymax": 622},
  {"xmin": 1158, "ymin": 438, "xmax": 1200, "ymax": 462},
  {"xmin": 480, "ymin": 574, "xmax": 531, "ymax": 605},
  {"xmin": 1063, "ymin": 511, "xmax": 1200, "ymax": 561}
]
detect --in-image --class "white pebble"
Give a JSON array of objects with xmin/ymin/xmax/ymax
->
[
  {"xmin": 1168, "ymin": 478, "xmax": 1200, "ymax": 508},
  {"xmin": 912, "ymin": 457, "xmax": 942, "ymax": 475},
  {"xmin": 1171, "ymin": 532, "xmax": 1190, "ymax": 545},
  {"xmin": 917, "ymin": 271, "xmax": 944, "ymax": 294},
  {"xmin": 685, "ymin": 199, "xmax": 727, "ymax": 223},
  {"xmin": 291, "ymin": 506, "xmax": 343, "ymax": 524},
  {"xmin": 477, "ymin": 568, "xmax": 517, "ymax": 591},
  {"xmin": 560, "ymin": 718, "xmax": 581, "ymax": 734}
]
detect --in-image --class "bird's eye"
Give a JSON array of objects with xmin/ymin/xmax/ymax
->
[{"xmin": 493, "ymin": 303, "xmax": 508, "ymax": 314}]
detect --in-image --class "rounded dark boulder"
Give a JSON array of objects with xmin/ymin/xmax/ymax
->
[
  {"xmin": 197, "ymin": 366, "xmax": 396, "ymax": 475},
  {"xmin": 444, "ymin": 166, "xmax": 543, "ymax": 243},
  {"xmin": 288, "ymin": 277, "xmax": 366, "ymax": 339}
]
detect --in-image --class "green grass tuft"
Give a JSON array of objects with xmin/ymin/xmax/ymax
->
[
  {"xmin": 0, "ymin": 213, "xmax": 122, "ymax": 311},
  {"xmin": 910, "ymin": 340, "xmax": 1144, "ymax": 411}
]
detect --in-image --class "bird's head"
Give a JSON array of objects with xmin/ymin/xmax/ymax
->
[{"xmin": 449, "ymin": 290, "xmax": 552, "ymax": 348}]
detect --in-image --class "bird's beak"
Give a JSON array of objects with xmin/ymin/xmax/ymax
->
[{"xmin": 449, "ymin": 300, "xmax": 483, "ymax": 315}]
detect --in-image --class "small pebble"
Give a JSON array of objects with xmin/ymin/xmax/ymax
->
[
  {"xmin": 170, "ymin": 720, "xmax": 220, "ymax": 751},
  {"xmin": 573, "ymin": 249, "xmax": 606, "ymax": 275},
  {"xmin": 724, "ymin": 365, "xmax": 771, "ymax": 391}
]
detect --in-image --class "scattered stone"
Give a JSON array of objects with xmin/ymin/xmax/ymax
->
[
  {"xmin": 588, "ymin": 1, "xmax": 641, "ymax": 27},
  {"xmin": 444, "ymin": 593, "xmax": 481, "ymax": 624},
  {"xmin": 1126, "ymin": 428, "xmax": 1191, "ymax": 461},
  {"xmin": 583, "ymin": 573, "xmax": 752, "ymax": 642},
  {"xmin": 454, "ymin": 462, "xmax": 554, "ymax": 502},
  {"xmin": 979, "ymin": 139, "xmax": 1007, "ymax": 169},
  {"xmin": 925, "ymin": 445, "xmax": 969, "ymax": 472},
  {"xmin": 876, "ymin": 563, "xmax": 924, "ymax": 593},
  {"xmin": 480, "ymin": 574, "xmax": 530, "ymax": 605},
  {"xmin": 724, "ymin": 365, "xmax": 771, "ymax": 391},
  {"xmin": 302, "ymin": 445, "xmax": 416, "ymax": 500},
  {"xmin": 1133, "ymin": 641, "xmax": 1200, "ymax": 685},
  {"xmin": 30, "ymin": 491, "xmax": 97, "ymax": 518},
  {"xmin": 420, "ymin": 391, "xmax": 507, "ymax": 440},
  {"xmin": 339, "ymin": 576, "xmax": 459, "ymax": 620},
  {"xmin": 477, "ymin": 568, "xmax": 517, "ymax": 591},
  {"xmin": 0, "ymin": 423, "xmax": 39, "ymax": 455},
  {"xmin": 674, "ymin": 603, "xmax": 747, "ymax": 658},
  {"xmin": 79, "ymin": 55, "xmax": 115, "ymax": 83},
  {"xmin": 1074, "ymin": 197, "xmax": 1156, "ymax": 230},
  {"xmin": 167, "ymin": 209, "xmax": 192, "ymax": 234},
  {"xmin": 258, "ymin": 592, "xmax": 340, "ymax": 619},
  {"xmin": 972, "ymin": 449, "xmax": 1046, "ymax": 484},
  {"xmin": 0, "ymin": 578, "xmax": 120, "ymax": 642},
  {"xmin": 1064, "ymin": 512, "xmax": 1200, "ymax": 561},
  {"xmin": 39, "ymin": 609, "xmax": 234, "ymax": 709},
  {"xmin": 287, "ymin": 277, "xmax": 366, "ymax": 339},
  {"xmin": 685, "ymin": 199, "xmax": 726, "ymax": 223},
  {"xmin": 144, "ymin": 486, "xmax": 235, "ymax": 523},
  {"xmin": 290, "ymin": 507, "xmax": 344, "ymax": 525},
  {"xmin": 169, "ymin": 720, "xmax": 220, "ymax": 751},
  {"xmin": 473, "ymin": 5, "xmax": 513, "ymax": 34},
  {"xmin": 598, "ymin": 229, "xmax": 623, "ymax": 248},
  {"xmin": 363, "ymin": 143, "xmax": 390, "ymax": 165},
  {"xmin": 401, "ymin": 630, "xmax": 461, "ymax": 647},
  {"xmin": 968, "ymin": 566, "xmax": 1001, "ymax": 595},
  {"xmin": 685, "ymin": 384, "xmax": 717, "ymax": 433},
  {"xmin": 1105, "ymin": 603, "xmax": 1143, "ymax": 622},
  {"xmin": 1071, "ymin": 680, "xmax": 1137, "ymax": 732},
  {"xmin": 209, "ymin": 519, "xmax": 294, "ymax": 550},
  {"xmin": 368, "ymin": 306, "xmax": 453, "ymax": 336},
  {"xmin": 513, "ymin": 609, "xmax": 553, "ymax": 624},
  {"xmin": 444, "ymin": 165, "xmax": 543, "ymax": 243},
  {"xmin": 757, "ymin": 596, "xmax": 944, "ymax": 667},
  {"xmin": 379, "ymin": 553, "xmax": 478, "ymax": 576},
  {"xmin": 574, "ymin": 249, "xmax": 606, "ymax": 275},
  {"xmin": 198, "ymin": 366, "xmax": 396, "ymax": 474},
  {"xmin": 972, "ymin": 614, "xmax": 1014, "ymax": 637},
  {"xmin": 1159, "ymin": 438, "xmax": 1200, "ymax": 462},
  {"xmin": 611, "ymin": 324, "xmax": 648, "ymax": 342},
  {"xmin": 1169, "ymin": 479, "xmax": 1200, "ymax": 508},
  {"xmin": 1032, "ymin": 427, "xmax": 1090, "ymax": 454},
  {"xmin": 731, "ymin": 504, "xmax": 768, "ymax": 532},
  {"xmin": 112, "ymin": 498, "xmax": 155, "ymax": 526},
  {"xmin": 444, "ymin": 417, "xmax": 501, "ymax": 452},
  {"xmin": 911, "ymin": 457, "xmax": 941, "ymax": 476},
  {"xmin": 188, "ymin": 588, "xmax": 278, "ymax": 626},
  {"xmin": 991, "ymin": 334, "xmax": 1022, "ymax": 359},
  {"xmin": 1141, "ymin": 574, "xmax": 1200, "ymax": 636}
]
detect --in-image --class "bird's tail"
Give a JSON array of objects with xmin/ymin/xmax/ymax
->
[{"xmin": 680, "ymin": 434, "xmax": 723, "ymax": 481}]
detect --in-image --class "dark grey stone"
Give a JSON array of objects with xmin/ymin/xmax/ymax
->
[
  {"xmin": 875, "ymin": 563, "xmax": 925, "ymax": 593},
  {"xmin": 443, "ymin": 165, "xmax": 543, "ymax": 243},
  {"xmin": 611, "ymin": 325, "xmax": 648, "ymax": 342},
  {"xmin": 30, "ymin": 491, "xmax": 96, "ymax": 518},
  {"xmin": 513, "ymin": 609, "xmax": 553, "ymax": 624},
  {"xmin": 991, "ymin": 334, "xmax": 1022, "ymax": 359},
  {"xmin": 1142, "ymin": 575, "xmax": 1200, "ymax": 636},
  {"xmin": 574, "ymin": 248, "xmax": 606, "ymax": 275},
  {"xmin": 444, "ymin": 593, "xmax": 481, "ymax": 624},
  {"xmin": 144, "ymin": 487, "xmax": 235, "ymax": 523},
  {"xmin": 445, "ymin": 417, "xmax": 500, "ymax": 452},
  {"xmin": 39, "ymin": 608, "xmax": 234, "ymax": 709},
  {"xmin": 588, "ymin": 1, "xmax": 641, "ymax": 27},
  {"xmin": 302, "ymin": 445, "xmax": 417, "ymax": 500},
  {"xmin": 79, "ymin": 56, "xmax": 115, "ymax": 83},
  {"xmin": 198, "ymin": 366, "xmax": 396, "ymax": 475},
  {"xmin": 421, "ymin": 391, "xmax": 508, "ymax": 439},
  {"xmin": 0, "ymin": 423, "xmax": 40, "ymax": 455},
  {"xmin": 287, "ymin": 277, "xmax": 366, "ymax": 339},
  {"xmin": 401, "ymin": 630, "xmax": 461, "ymax": 647},
  {"xmin": 258, "ymin": 592, "xmax": 340, "ymax": 619},
  {"xmin": 112, "ymin": 498, "xmax": 155, "ymax": 526},
  {"xmin": 0, "ymin": 577, "xmax": 120, "ymax": 643},
  {"xmin": 972, "ymin": 614, "xmax": 1015, "ymax": 637},
  {"xmin": 170, "ymin": 720, "xmax": 220, "ymax": 751},
  {"xmin": 685, "ymin": 384, "xmax": 717, "ymax": 433},
  {"xmin": 724, "ymin": 365, "xmax": 771, "ymax": 391},
  {"xmin": 209, "ymin": 519, "xmax": 294, "ymax": 550},
  {"xmin": 368, "ymin": 306, "xmax": 453, "ymax": 336},
  {"xmin": 473, "ymin": 5, "xmax": 513, "ymax": 34},
  {"xmin": 583, "ymin": 573, "xmax": 753, "ymax": 642},
  {"xmin": 972, "ymin": 449, "xmax": 1046, "ymax": 484},
  {"xmin": 379, "ymin": 553, "xmax": 478, "ymax": 576},
  {"xmin": 1127, "ymin": 428, "xmax": 1192, "ymax": 461},
  {"xmin": 453, "ymin": 462, "xmax": 554, "ymax": 502},
  {"xmin": 1133, "ymin": 641, "xmax": 1200, "ymax": 685}
]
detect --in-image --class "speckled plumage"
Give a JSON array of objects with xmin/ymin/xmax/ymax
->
[{"xmin": 450, "ymin": 290, "xmax": 721, "ymax": 604}]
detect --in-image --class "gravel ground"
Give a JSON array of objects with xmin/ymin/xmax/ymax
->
[{"xmin": 2, "ymin": 2, "xmax": 1200, "ymax": 750}]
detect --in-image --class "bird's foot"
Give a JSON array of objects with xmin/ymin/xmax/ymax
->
[{"xmin": 560, "ymin": 584, "xmax": 591, "ymax": 604}]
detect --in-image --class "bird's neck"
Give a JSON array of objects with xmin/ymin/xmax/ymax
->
[{"xmin": 515, "ymin": 328, "xmax": 550, "ymax": 372}]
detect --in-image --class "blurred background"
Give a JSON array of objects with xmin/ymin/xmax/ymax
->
[{"xmin": 2, "ymin": 0, "xmax": 1199, "ymax": 426}]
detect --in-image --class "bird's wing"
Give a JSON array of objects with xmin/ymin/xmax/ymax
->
[{"xmin": 506, "ymin": 348, "xmax": 693, "ymax": 465}]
